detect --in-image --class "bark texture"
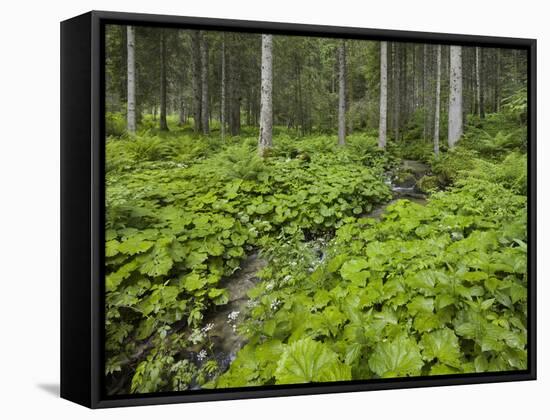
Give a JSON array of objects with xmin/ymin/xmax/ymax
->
[
  {"xmin": 475, "ymin": 47, "xmax": 485, "ymax": 119},
  {"xmin": 200, "ymin": 34, "xmax": 210, "ymax": 134},
  {"xmin": 127, "ymin": 26, "xmax": 136, "ymax": 134},
  {"xmin": 258, "ymin": 34, "xmax": 273, "ymax": 156},
  {"xmin": 159, "ymin": 30, "xmax": 168, "ymax": 131},
  {"xmin": 378, "ymin": 41, "xmax": 388, "ymax": 149},
  {"xmin": 220, "ymin": 35, "xmax": 226, "ymax": 140},
  {"xmin": 337, "ymin": 41, "xmax": 346, "ymax": 146},
  {"xmin": 434, "ymin": 45, "xmax": 442, "ymax": 157},
  {"xmin": 191, "ymin": 31, "xmax": 202, "ymax": 133},
  {"xmin": 448, "ymin": 45, "xmax": 463, "ymax": 148}
]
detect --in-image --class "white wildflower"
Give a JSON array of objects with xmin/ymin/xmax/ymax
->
[
  {"xmin": 188, "ymin": 328, "xmax": 205, "ymax": 345},
  {"xmin": 227, "ymin": 311, "xmax": 240, "ymax": 323},
  {"xmin": 197, "ymin": 349, "xmax": 208, "ymax": 361},
  {"xmin": 270, "ymin": 299, "xmax": 281, "ymax": 311},
  {"xmin": 201, "ymin": 322, "xmax": 214, "ymax": 333}
]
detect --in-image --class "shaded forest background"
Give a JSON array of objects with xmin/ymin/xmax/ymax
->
[{"xmin": 105, "ymin": 25, "xmax": 527, "ymax": 149}]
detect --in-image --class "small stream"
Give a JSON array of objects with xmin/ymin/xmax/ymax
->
[
  {"xmin": 367, "ymin": 159, "xmax": 430, "ymax": 218},
  {"xmin": 191, "ymin": 159, "xmax": 432, "ymax": 386},
  {"xmin": 202, "ymin": 252, "xmax": 266, "ymax": 372}
]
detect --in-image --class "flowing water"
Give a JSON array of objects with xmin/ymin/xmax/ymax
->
[
  {"xmin": 202, "ymin": 252, "xmax": 266, "ymax": 371},
  {"xmin": 367, "ymin": 159, "xmax": 430, "ymax": 218},
  {"xmin": 193, "ymin": 159, "xmax": 431, "ymax": 384}
]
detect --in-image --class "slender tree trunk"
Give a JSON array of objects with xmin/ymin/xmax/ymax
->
[
  {"xmin": 393, "ymin": 43, "xmax": 400, "ymax": 142},
  {"xmin": 475, "ymin": 47, "xmax": 485, "ymax": 119},
  {"xmin": 258, "ymin": 34, "xmax": 273, "ymax": 156},
  {"xmin": 401, "ymin": 45, "xmax": 408, "ymax": 129},
  {"xmin": 127, "ymin": 26, "xmax": 136, "ymax": 134},
  {"xmin": 448, "ymin": 45, "xmax": 463, "ymax": 148},
  {"xmin": 434, "ymin": 45, "xmax": 441, "ymax": 157},
  {"xmin": 422, "ymin": 44, "xmax": 427, "ymax": 141},
  {"xmin": 337, "ymin": 40, "xmax": 346, "ymax": 146},
  {"xmin": 159, "ymin": 30, "xmax": 169, "ymax": 131},
  {"xmin": 470, "ymin": 53, "xmax": 479, "ymax": 114},
  {"xmin": 411, "ymin": 44, "xmax": 418, "ymax": 110},
  {"xmin": 179, "ymin": 98, "xmax": 185, "ymax": 126},
  {"xmin": 228, "ymin": 35, "xmax": 241, "ymax": 136},
  {"xmin": 475, "ymin": 47, "xmax": 480, "ymax": 116},
  {"xmin": 191, "ymin": 31, "xmax": 202, "ymax": 133},
  {"xmin": 378, "ymin": 41, "xmax": 388, "ymax": 149},
  {"xmin": 200, "ymin": 34, "xmax": 210, "ymax": 134},
  {"xmin": 495, "ymin": 49, "xmax": 501, "ymax": 112},
  {"xmin": 347, "ymin": 43, "xmax": 353, "ymax": 135},
  {"xmin": 221, "ymin": 34, "xmax": 226, "ymax": 140}
]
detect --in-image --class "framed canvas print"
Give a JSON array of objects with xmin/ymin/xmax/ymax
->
[{"xmin": 60, "ymin": 11, "xmax": 536, "ymax": 408}]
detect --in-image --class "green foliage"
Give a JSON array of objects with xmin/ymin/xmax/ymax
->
[
  {"xmin": 368, "ymin": 334, "xmax": 423, "ymax": 377},
  {"xmin": 215, "ymin": 163, "xmax": 527, "ymax": 386},
  {"xmin": 105, "ymin": 129, "xmax": 391, "ymax": 393},
  {"xmin": 395, "ymin": 140, "xmax": 434, "ymax": 162},
  {"xmin": 106, "ymin": 112, "xmax": 127, "ymax": 137},
  {"xmin": 462, "ymin": 128, "xmax": 526, "ymax": 158},
  {"xmin": 105, "ymin": 96, "xmax": 528, "ymax": 393},
  {"xmin": 416, "ymin": 175, "xmax": 439, "ymax": 193},
  {"xmin": 104, "ymin": 23, "xmax": 529, "ymax": 394},
  {"xmin": 274, "ymin": 338, "xmax": 351, "ymax": 384},
  {"xmin": 502, "ymin": 87, "xmax": 527, "ymax": 123}
]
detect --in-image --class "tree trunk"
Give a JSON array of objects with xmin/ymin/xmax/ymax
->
[
  {"xmin": 337, "ymin": 40, "xmax": 346, "ymax": 146},
  {"xmin": 475, "ymin": 47, "xmax": 485, "ymax": 119},
  {"xmin": 378, "ymin": 41, "xmax": 388, "ymax": 149},
  {"xmin": 448, "ymin": 45, "xmax": 463, "ymax": 148},
  {"xmin": 159, "ymin": 30, "xmax": 169, "ymax": 131},
  {"xmin": 422, "ymin": 44, "xmax": 427, "ymax": 141},
  {"xmin": 347, "ymin": 43, "xmax": 353, "ymax": 135},
  {"xmin": 495, "ymin": 49, "xmax": 501, "ymax": 112},
  {"xmin": 434, "ymin": 45, "xmax": 441, "ymax": 157},
  {"xmin": 127, "ymin": 26, "xmax": 136, "ymax": 134},
  {"xmin": 221, "ymin": 34, "xmax": 226, "ymax": 140},
  {"xmin": 258, "ymin": 34, "xmax": 273, "ymax": 156},
  {"xmin": 200, "ymin": 34, "xmax": 210, "ymax": 135},
  {"xmin": 401, "ymin": 45, "xmax": 408, "ymax": 129},
  {"xmin": 191, "ymin": 31, "xmax": 202, "ymax": 133},
  {"xmin": 228, "ymin": 35, "xmax": 241, "ymax": 136},
  {"xmin": 393, "ymin": 43, "xmax": 400, "ymax": 142},
  {"xmin": 179, "ymin": 98, "xmax": 185, "ymax": 126}
]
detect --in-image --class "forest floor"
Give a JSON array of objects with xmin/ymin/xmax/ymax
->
[
  {"xmin": 104, "ymin": 114, "xmax": 528, "ymax": 394},
  {"xmin": 190, "ymin": 157, "xmax": 431, "ymax": 387}
]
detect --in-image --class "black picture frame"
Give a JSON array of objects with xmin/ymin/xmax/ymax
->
[{"xmin": 60, "ymin": 10, "xmax": 537, "ymax": 409}]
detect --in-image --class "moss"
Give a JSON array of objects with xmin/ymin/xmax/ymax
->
[
  {"xmin": 393, "ymin": 170, "xmax": 416, "ymax": 188},
  {"xmin": 416, "ymin": 175, "xmax": 440, "ymax": 193}
]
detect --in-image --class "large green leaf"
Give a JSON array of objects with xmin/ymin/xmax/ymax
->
[
  {"xmin": 118, "ymin": 236, "xmax": 154, "ymax": 255},
  {"xmin": 182, "ymin": 273, "xmax": 207, "ymax": 291},
  {"xmin": 106, "ymin": 259, "xmax": 140, "ymax": 292},
  {"xmin": 368, "ymin": 334, "xmax": 423, "ymax": 377},
  {"xmin": 274, "ymin": 338, "xmax": 351, "ymax": 384},
  {"xmin": 420, "ymin": 328, "xmax": 462, "ymax": 367},
  {"xmin": 407, "ymin": 296, "xmax": 434, "ymax": 315},
  {"xmin": 340, "ymin": 258, "xmax": 369, "ymax": 286}
]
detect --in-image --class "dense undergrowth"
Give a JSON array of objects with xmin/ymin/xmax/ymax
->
[
  {"xmin": 105, "ymin": 126, "xmax": 393, "ymax": 393},
  {"xmin": 105, "ymin": 103, "xmax": 528, "ymax": 393}
]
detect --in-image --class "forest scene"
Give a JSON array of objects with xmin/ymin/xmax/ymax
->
[{"xmin": 104, "ymin": 24, "xmax": 528, "ymax": 395}]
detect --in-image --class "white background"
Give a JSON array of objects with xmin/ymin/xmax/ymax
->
[{"xmin": 0, "ymin": 0, "xmax": 546, "ymax": 418}]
